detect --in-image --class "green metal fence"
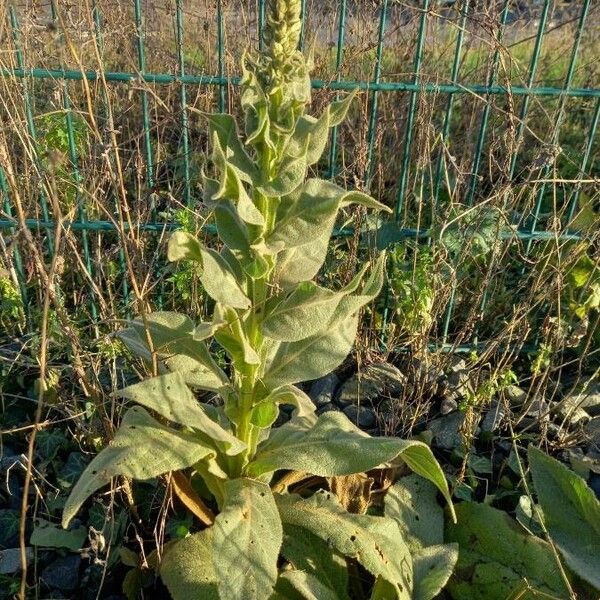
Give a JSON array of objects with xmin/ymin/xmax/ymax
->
[{"xmin": 0, "ymin": 0, "xmax": 598, "ymax": 353}]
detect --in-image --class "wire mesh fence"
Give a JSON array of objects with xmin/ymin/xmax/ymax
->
[{"xmin": 0, "ymin": 0, "xmax": 598, "ymax": 361}]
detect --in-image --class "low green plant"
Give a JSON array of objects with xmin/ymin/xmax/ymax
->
[
  {"xmin": 61, "ymin": 2, "xmax": 455, "ymax": 598},
  {"xmin": 0, "ymin": 274, "xmax": 25, "ymax": 332},
  {"xmin": 446, "ymin": 446, "xmax": 600, "ymax": 599}
]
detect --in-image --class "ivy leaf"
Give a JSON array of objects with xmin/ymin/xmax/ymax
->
[
  {"xmin": 213, "ymin": 479, "xmax": 282, "ymax": 600},
  {"xmin": 528, "ymin": 445, "xmax": 600, "ymax": 590},
  {"xmin": 277, "ymin": 491, "xmax": 412, "ymax": 599},
  {"xmin": 62, "ymin": 407, "xmax": 215, "ymax": 528},
  {"xmin": 114, "ymin": 372, "xmax": 246, "ymax": 456},
  {"xmin": 31, "ymin": 520, "xmax": 87, "ymax": 551}
]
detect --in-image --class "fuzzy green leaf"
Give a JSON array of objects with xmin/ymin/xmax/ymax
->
[
  {"xmin": 277, "ymin": 492, "xmax": 412, "ymax": 599},
  {"xmin": 249, "ymin": 411, "xmax": 453, "ymax": 514},
  {"xmin": 250, "ymin": 401, "xmax": 279, "ymax": 428},
  {"xmin": 215, "ymin": 200, "xmax": 252, "ymax": 254},
  {"xmin": 260, "ymin": 154, "xmax": 307, "ymax": 197},
  {"xmin": 445, "ymin": 502, "xmax": 570, "ymax": 600},
  {"xmin": 199, "ymin": 246, "xmax": 251, "ymax": 309},
  {"xmin": 274, "ymin": 232, "xmax": 330, "ymax": 288},
  {"xmin": 118, "ymin": 312, "xmax": 228, "ymax": 392},
  {"xmin": 274, "ymin": 571, "xmax": 343, "ymax": 600},
  {"xmin": 263, "ymin": 384, "xmax": 316, "ymax": 417},
  {"xmin": 160, "ymin": 528, "xmax": 219, "ymax": 600},
  {"xmin": 262, "ymin": 312, "xmax": 358, "ymax": 388},
  {"xmin": 206, "ymin": 113, "xmax": 258, "ymax": 183},
  {"xmin": 385, "ymin": 475, "xmax": 444, "ymax": 551},
  {"xmin": 280, "ymin": 525, "xmax": 350, "ymax": 599},
  {"xmin": 214, "ymin": 304, "xmax": 260, "ymax": 366},
  {"xmin": 63, "ymin": 407, "xmax": 214, "ymax": 528},
  {"xmin": 262, "ymin": 282, "xmax": 344, "ymax": 342},
  {"xmin": 412, "ymin": 545, "xmax": 458, "ymax": 600},
  {"xmin": 213, "ymin": 479, "xmax": 282, "ymax": 600},
  {"xmin": 167, "ymin": 231, "xmax": 203, "ymax": 263},
  {"xmin": 328, "ymin": 90, "xmax": 358, "ymax": 127},
  {"xmin": 114, "ymin": 372, "xmax": 245, "ymax": 455},
  {"xmin": 528, "ymin": 445, "xmax": 600, "ymax": 590}
]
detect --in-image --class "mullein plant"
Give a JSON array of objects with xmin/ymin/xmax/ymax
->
[{"xmin": 63, "ymin": 2, "xmax": 457, "ymax": 598}]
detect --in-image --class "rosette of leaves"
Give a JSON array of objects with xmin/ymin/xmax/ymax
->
[{"xmin": 62, "ymin": 2, "xmax": 455, "ymax": 598}]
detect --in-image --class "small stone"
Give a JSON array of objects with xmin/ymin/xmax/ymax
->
[
  {"xmin": 336, "ymin": 361, "xmax": 406, "ymax": 407},
  {"xmin": 41, "ymin": 554, "xmax": 81, "ymax": 592},
  {"xmin": 440, "ymin": 397, "xmax": 458, "ymax": 416},
  {"xmin": 585, "ymin": 417, "xmax": 600, "ymax": 459},
  {"xmin": 554, "ymin": 396, "xmax": 591, "ymax": 427},
  {"xmin": 574, "ymin": 382, "xmax": 600, "ymax": 417},
  {"xmin": 445, "ymin": 368, "xmax": 473, "ymax": 402},
  {"xmin": 505, "ymin": 385, "xmax": 527, "ymax": 407},
  {"xmin": 0, "ymin": 548, "xmax": 32, "ymax": 575},
  {"xmin": 428, "ymin": 412, "xmax": 475, "ymax": 451},
  {"xmin": 481, "ymin": 400, "xmax": 506, "ymax": 433},
  {"xmin": 317, "ymin": 404, "xmax": 340, "ymax": 416},
  {"xmin": 309, "ymin": 373, "xmax": 339, "ymax": 408},
  {"xmin": 343, "ymin": 405, "xmax": 376, "ymax": 429},
  {"xmin": 525, "ymin": 396, "xmax": 549, "ymax": 419},
  {"xmin": 589, "ymin": 473, "xmax": 600, "ymax": 501}
]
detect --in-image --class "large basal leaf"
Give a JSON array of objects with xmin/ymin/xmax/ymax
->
[
  {"xmin": 528, "ymin": 445, "xmax": 600, "ymax": 590},
  {"xmin": 385, "ymin": 474, "xmax": 445, "ymax": 551},
  {"xmin": 114, "ymin": 372, "xmax": 245, "ymax": 456},
  {"xmin": 160, "ymin": 528, "xmax": 219, "ymax": 600},
  {"xmin": 62, "ymin": 407, "xmax": 214, "ymax": 528},
  {"xmin": 277, "ymin": 491, "xmax": 412, "ymax": 599},
  {"xmin": 280, "ymin": 524, "xmax": 350, "ymax": 599},
  {"xmin": 445, "ymin": 502, "xmax": 570, "ymax": 600},
  {"xmin": 248, "ymin": 411, "xmax": 453, "ymax": 514},
  {"xmin": 274, "ymin": 571, "xmax": 343, "ymax": 600},
  {"xmin": 411, "ymin": 545, "xmax": 458, "ymax": 600},
  {"xmin": 261, "ymin": 312, "xmax": 358, "ymax": 388},
  {"xmin": 212, "ymin": 478, "xmax": 282, "ymax": 600}
]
